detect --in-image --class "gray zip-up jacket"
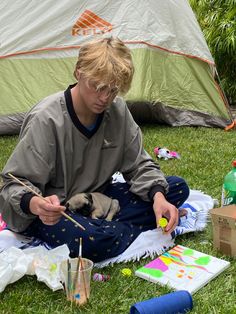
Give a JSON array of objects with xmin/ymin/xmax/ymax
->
[{"xmin": 0, "ymin": 86, "xmax": 168, "ymax": 232}]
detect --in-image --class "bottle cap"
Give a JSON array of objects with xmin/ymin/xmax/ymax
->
[{"xmin": 232, "ymin": 160, "xmax": 236, "ymax": 167}]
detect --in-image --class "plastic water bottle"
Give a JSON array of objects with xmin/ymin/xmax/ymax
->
[{"xmin": 221, "ymin": 160, "xmax": 236, "ymax": 206}]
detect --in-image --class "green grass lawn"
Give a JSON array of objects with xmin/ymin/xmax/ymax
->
[{"xmin": 0, "ymin": 125, "xmax": 236, "ymax": 314}]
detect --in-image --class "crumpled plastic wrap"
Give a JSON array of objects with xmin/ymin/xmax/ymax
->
[{"xmin": 0, "ymin": 244, "xmax": 70, "ymax": 293}]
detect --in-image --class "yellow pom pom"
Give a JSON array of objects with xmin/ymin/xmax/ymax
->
[
  {"xmin": 159, "ymin": 217, "xmax": 168, "ymax": 228},
  {"xmin": 50, "ymin": 263, "xmax": 57, "ymax": 272},
  {"xmin": 121, "ymin": 268, "xmax": 132, "ymax": 277}
]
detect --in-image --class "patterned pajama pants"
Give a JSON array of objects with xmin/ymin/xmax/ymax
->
[{"xmin": 24, "ymin": 176, "xmax": 189, "ymax": 262}]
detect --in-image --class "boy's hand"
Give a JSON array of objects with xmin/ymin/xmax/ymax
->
[
  {"xmin": 153, "ymin": 192, "xmax": 179, "ymax": 234},
  {"xmin": 29, "ymin": 195, "xmax": 66, "ymax": 225}
]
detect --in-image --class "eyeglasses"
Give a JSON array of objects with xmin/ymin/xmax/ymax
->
[{"xmin": 88, "ymin": 79, "xmax": 119, "ymax": 98}]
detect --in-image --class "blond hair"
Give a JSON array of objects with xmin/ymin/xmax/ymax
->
[{"xmin": 74, "ymin": 37, "xmax": 134, "ymax": 95}]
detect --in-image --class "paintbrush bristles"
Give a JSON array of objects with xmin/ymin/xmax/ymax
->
[
  {"xmin": 79, "ymin": 237, "xmax": 83, "ymax": 257},
  {"xmin": 62, "ymin": 213, "xmax": 86, "ymax": 230},
  {"xmin": 7, "ymin": 172, "xmax": 85, "ymax": 231}
]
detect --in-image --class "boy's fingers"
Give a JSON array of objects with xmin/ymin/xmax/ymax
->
[{"xmin": 165, "ymin": 208, "xmax": 178, "ymax": 233}]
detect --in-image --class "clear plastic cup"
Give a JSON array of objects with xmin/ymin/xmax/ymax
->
[{"xmin": 61, "ymin": 257, "xmax": 93, "ymax": 305}]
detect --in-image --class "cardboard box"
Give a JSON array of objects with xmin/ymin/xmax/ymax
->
[{"xmin": 210, "ymin": 205, "xmax": 236, "ymax": 257}]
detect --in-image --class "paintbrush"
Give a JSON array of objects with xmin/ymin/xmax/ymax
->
[
  {"xmin": 73, "ymin": 238, "xmax": 82, "ymax": 294},
  {"xmin": 75, "ymin": 237, "xmax": 88, "ymax": 302},
  {"xmin": 7, "ymin": 172, "xmax": 85, "ymax": 231},
  {"xmin": 67, "ymin": 259, "xmax": 72, "ymax": 301}
]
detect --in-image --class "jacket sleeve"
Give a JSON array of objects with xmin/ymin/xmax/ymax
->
[
  {"xmin": 119, "ymin": 106, "xmax": 169, "ymax": 202},
  {"xmin": 0, "ymin": 114, "xmax": 55, "ymax": 232}
]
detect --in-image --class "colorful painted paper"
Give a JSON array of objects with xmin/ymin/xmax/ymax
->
[{"xmin": 135, "ymin": 245, "xmax": 230, "ymax": 294}]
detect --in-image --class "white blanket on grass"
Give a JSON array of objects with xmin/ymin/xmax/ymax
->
[
  {"xmin": 95, "ymin": 189, "xmax": 215, "ymax": 267},
  {"xmin": 0, "ymin": 188, "xmax": 215, "ymax": 291}
]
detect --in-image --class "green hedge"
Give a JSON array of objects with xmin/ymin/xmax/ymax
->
[{"xmin": 189, "ymin": 0, "xmax": 236, "ymax": 105}]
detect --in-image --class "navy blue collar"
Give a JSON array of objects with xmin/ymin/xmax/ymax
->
[{"xmin": 64, "ymin": 84, "xmax": 104, "ymax": 138}]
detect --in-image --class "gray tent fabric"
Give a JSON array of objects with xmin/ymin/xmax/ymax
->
[
  {"xmin": 127, "ymin": 102, "xmax": 230, "ymax": 128},
  {"xmin": 0, "ymin": 113, "xmax": 26, "ymax": 135}
]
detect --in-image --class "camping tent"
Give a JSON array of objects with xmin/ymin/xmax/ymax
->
[{"xmin": 0, "ymin": 0, "xmax": 233, "ymax": 135}]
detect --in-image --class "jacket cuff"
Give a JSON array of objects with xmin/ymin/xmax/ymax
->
[
  {"xmin": 149, "ymin": 185, "xmax": 166, "ymax": 201},
  {"xmin": 20, "ymin": 192, "xmax": 36, "ymax": 215}
]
